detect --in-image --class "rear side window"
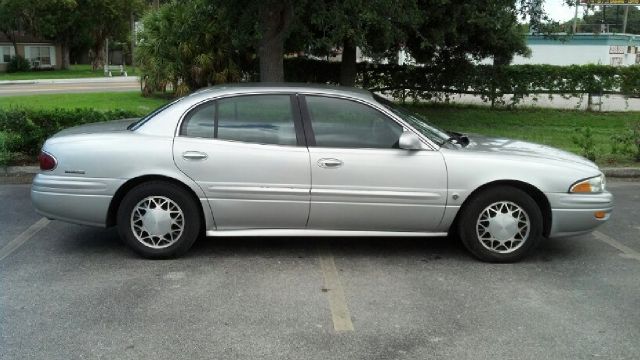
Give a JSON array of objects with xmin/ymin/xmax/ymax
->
[
  {"xmin": 305, "ymin": 96, "xmax": 403, "ymax": 149},
  {"xmin": 180, "ymin": 95, "xmax": 298, "ymax": 146}
]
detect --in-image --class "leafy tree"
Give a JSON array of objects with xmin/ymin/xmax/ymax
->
[
  {"xmin": 79, "ymin": 0, "xmax": 143, "ymax": 69},
  {"xmin": 405, "ymin": 0, "xmax": 530, "ymax": 67},
  {"xmin": 0, "ymin": 0, "xmax": 37, "ymax": 55},
  {"xmin": 30, "ymin": 0, "xmax": 82, "ymax": 70},
  {"xmin": 304, "ymin": 0, "xmax": 421, "ymax": 86},
  {"xmin": 582, "ymin": 5, "xmax": 640, "ymax": 34},
  {"xmin": 136, "ymin": 0, "xmax": 242, "ymax": 95}
]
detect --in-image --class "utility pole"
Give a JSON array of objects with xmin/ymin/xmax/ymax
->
[
  {"xmin": 130, "ymin": 11, "xmax": 135, "ymax": 71},
  {"xmin": 573, "ymin": 2, "xmax": 580, "ymax": 33},
  {"xmin": 623, "ymin": 5, "xmax": 630, "ymax": 33}
]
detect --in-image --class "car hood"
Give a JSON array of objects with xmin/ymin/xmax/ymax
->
[
  {"xmin": 461, "ymin": 134, "xmax": 598, "ymax": 170},
  {"xmin": 52, "ymin": 118, "xmax": 140, "ymax": 137}
]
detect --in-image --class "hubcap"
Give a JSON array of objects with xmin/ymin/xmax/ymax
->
[
  {"xmin": 131, "ymin": 196, "xmax": 185, "ymax": 249},
  {"xmin": 476, "ymin": 201, "xmax": 530, "ymax": 254}
]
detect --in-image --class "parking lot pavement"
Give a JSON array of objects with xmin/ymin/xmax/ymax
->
[{"xmin": 1, "ymin": 181, "xmax": 639, "ymax": 360}]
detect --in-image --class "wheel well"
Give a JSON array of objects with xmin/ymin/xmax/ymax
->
[
  {"xmin": 452, "ymin": 180, "xmax": 552, "ymax": 238},
  {"xmin": 106, "ymin": 175, "xmax": 205, "ymax": 230}
]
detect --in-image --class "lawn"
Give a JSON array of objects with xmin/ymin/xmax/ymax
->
[
  {"xmin": 410, "ymin": 104, "xmax": 637, "ymax": 166},
  {"xmin": 1, "ymin": 91, "xmax": 638, "ymax": 166},
  {"xmin": 0, "ymin": 64, "xmax": 137, "ymax": 81},
  {"xmin": 0, "ymin": 91, "xmax": 166, "ymax": 113}
]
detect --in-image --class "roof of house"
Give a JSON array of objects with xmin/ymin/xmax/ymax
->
[{"xmin": 0, "ymin": 32, "xmax": 55, "ymax": 44}]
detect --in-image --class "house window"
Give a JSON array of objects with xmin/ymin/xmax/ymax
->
[
  {"xmin": 1, "ymin": 46, "xmax": 14, "ymax": 63},
  {"xmin": 28, "ymin": 46, "xmax": 52, "ymax": 66}
]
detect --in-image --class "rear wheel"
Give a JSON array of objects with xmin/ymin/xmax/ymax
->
[
  {"xmin": 117, "ymin": 181, "xmax": 201, "ymax": 259},
  {"xmin": 457, "ymin": 186, "xmax": 543, "ymax": 263}
]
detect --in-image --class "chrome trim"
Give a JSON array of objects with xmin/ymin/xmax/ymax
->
[{"xmin": 206, "ymin": 229, "xmax": 448, "ymax": 237}]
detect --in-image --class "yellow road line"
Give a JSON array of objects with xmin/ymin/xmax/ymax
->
[
  {"xmin": 0, "ymin": 218, "xmax": 50, "ymax": 262},
  {"xmin": 318, "ymin": 250, "xmax": 354, "ymax": 332},
  {"xmin": 593, "ymin": 231, "xmax": 640, "ymax": 262}
]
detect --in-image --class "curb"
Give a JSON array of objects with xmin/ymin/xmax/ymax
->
[
  {"xmin": 601, "ymin": 167, "xmax": 640, "ymax": 178},
  {"xmin": 0, "ymin": 76, "xmax": 140, "ymax": 86}
]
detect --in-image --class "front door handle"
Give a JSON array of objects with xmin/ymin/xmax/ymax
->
[
  {"xmin": 317, "ymin": 158, "xmax": 343, "ymax": 169},
  {"xmin": 182, "ymin": 151, "xmax": 208, "ymax": 160}
]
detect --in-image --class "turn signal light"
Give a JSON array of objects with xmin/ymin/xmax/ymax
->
[
  {"xmin": 571, "ymin": 182, "xmax": 592, "ymax": 193},
  {"xmin": 38, "ymin": 151, "xmax": 57, "ymax": 171},
  {"xmin": 594, "ymin": 211, "xmax": 606, "ymax": 219}
]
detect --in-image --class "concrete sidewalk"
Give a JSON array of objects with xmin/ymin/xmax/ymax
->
[{"xmin": 0, "ymin": 76, "xmax": 140, "ymax": 86}]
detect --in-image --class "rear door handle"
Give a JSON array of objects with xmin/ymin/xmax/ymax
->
[
  {"xmin": 317, "ymin": 158, "xmax": 343, "ymax": 169},
  {"xmin": 182, "ymin": 151, "xmax": 208, "ymax": 160}
]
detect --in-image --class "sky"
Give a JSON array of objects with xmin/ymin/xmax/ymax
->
[{"xmin": 545, "ymin": 0, "xmax": 579, "ymax": 22}]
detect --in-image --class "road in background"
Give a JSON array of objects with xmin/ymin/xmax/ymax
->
[
  {"xmin": 0, "ymin": 77, "xmax": 140, "ymax": 96},
  {"xmin": 1, "ymin": 181, "xmax": 639, "ymax": 359}
]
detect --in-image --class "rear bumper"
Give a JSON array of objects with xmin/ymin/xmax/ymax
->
[
  {"xmin": 546, "ymin": 191, "xmax": 614, "ymax": 237},
  {"xmin": 31, "ymin": 174, "xmax": 122, "ymax": 227}
]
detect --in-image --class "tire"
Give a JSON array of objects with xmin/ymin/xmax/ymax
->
[
  {"xmin": 457, "ymin": 186, "xmax": 543, "ymax": 263},
  {"xmin": 117, "ymin": 181, "xmax": 201, "ymax": 259}
]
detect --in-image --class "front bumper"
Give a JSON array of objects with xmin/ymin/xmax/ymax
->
[
  {"xmin": 31, "ymin": 174, "xmax": 122, "ymax": 227},
  {"xmin": 546, "ymin": 191, "xmax": 614, "ymax": 237}
]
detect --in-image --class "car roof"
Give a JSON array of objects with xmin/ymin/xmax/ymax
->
[{"xmin": 187, "ymin": 83, "xmax": 375, "ymax": 102}]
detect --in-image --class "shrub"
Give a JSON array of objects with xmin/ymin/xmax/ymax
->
[
  {"xmin": 278, "ymin": 59, "xmax": 640, "ymax": 106},
  {"xmin": 610, "ymin": 121, "xmax": 640, "ymax": 162},
  {"xmin": 572, "ymin": 127, "xmax": 597, "ymax": 162},
  {"xmin": 0, "ymin": 108, "xmax": 139, "ymax": 164},
  {"xmin": 0, "ymin": 131, "xmax": 21, "ymax": 166},
  {"xmin": 6, "ymin": 55, "xmax": 31, "ymax": 72}
]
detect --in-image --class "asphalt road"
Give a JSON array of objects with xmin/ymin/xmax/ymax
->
[
  {"xmin": 1, "ymin": 181, "xmax": 639, "ymax": 359},
  {"xmin": 0, "ymin": 78, "xmax": 140, "ymax": 96}
]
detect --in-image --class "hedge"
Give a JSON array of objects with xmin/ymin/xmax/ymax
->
[
  {"xmin": 282, "ymin": 58, "xmax": 640, "ymax": 106},
  {"xmin": 0, "ymin": 108, "xmax": 139, "ymax": 165}
]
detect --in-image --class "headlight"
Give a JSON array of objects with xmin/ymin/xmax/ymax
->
[{"xmin": 569, "ymin": 175, "xmax": 605, "ymax": 193}]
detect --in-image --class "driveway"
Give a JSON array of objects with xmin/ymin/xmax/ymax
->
[
  {"xmin": 0, "ymin": 77, "xmax": 140, "ymax": 96},
  {"xmin": 1, "ymin": 181, "xmax": 639, "ymax": 359}
]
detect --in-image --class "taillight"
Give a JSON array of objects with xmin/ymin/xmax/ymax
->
[{"xmin": 38, "ymin": 151, "xmax": 57, "ymax": 171}]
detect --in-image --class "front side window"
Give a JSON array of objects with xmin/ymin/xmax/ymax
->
[
  {"xmin": 29, "ymin": 46, "xmax": 51, "ymax": 65},
  {"xmin": 1, "ymin": 46, "xmax": 12, "ymax": 63},
  {"xmin": 181, "ymin": 94, "xmax": 298, "ymax": 146},
  {"xmin": 305, "ymin": 96, "xmax": 403, "ymax": 149}
]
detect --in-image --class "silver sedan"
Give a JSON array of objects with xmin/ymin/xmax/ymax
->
[{"xmin": 31, "ymin": 84, "xmax": 613, "ymax": 262}]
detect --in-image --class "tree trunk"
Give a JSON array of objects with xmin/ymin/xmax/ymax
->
[
  {"xmin": 3, "ymin": 31, "xmax": 19, "ymax": 57},
  {"xmin": 340, "ymin": 38, "xmax": 357, "ymax": 87},
  {"xmin": 60, "ymin": 43, "xmax": 71, "ymax": 70},
  {"xmin": 258, "ymin": 2, "xmax": 292, "ymax": 82},
  {"xmin": 91, "ymin": 41, "xmax": 105, "ymax": 70}
]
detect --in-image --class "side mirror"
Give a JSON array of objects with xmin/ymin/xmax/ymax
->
[{"xmin": 398, "ymin": 132, "xmax": 423, "ymax": 150}]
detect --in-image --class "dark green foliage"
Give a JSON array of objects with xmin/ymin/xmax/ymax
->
[
  {"xmin": 136, "ymin": 0, "xmax": 243, "ymax": 96},
  {"xmin": 610, "ymin": 121, "xmax": 640, "ymax": 162},
  {"xmin": 0, "ymin": 108, "xmax": 138, "ymax": 164},
  {"xmin": 6, "ymin": 56, "xmax": 31, "ymax": 73},
  {"xmin": 572, "ymin": 127, "xmax": 596, "ymax": 161},
  {"xmin": 280, "ymin": 59, "xmax": 640, "ymax": 106}
]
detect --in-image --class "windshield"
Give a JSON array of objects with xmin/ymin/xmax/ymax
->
[
  {"xmin": 374, "ymin": 95, "xmax": 451, "ymax": 146},
  {"xmin": 127, "ymin": 98, "xmax": 183, "ymax": 131}
]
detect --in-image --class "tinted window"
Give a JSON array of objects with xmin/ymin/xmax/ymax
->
[
  {"xmin": 180, "ymin": 95, "xmax": 298, "ymax": 146},
  {"xmin": 181, "ymin": 102, "xmax": 215, "ymax": 138},
  {"xmin": 217, "ymin": 95, "xmax": 297, "ymax": 145},
  {"xmin": 305, "ymin": 96, "xmax": 403, "ymax": 149}
]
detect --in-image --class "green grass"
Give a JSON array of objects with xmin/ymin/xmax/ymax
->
[
  {"xmin": 407, "ymin": 104, "xmax": 639, "ymax": 167},
  {"xmin": 0, "ymin": 64, "xmax": 137, "ymax": 81},
  {"xmin": 0, "ymin": 91, "xmax": 166, "ymax": 114}
]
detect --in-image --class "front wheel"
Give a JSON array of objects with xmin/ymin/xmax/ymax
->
[
  {"xmin": 457, "ymin": 186, "xmax": 543, "ymax": 263},
  {"xmin": 117, "ymin": 181, "xmax": 201, "ymax": 259}
]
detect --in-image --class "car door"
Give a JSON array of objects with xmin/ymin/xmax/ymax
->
[
  {"xmin": 300, "ymin": 94, "xmax": 447, "ymax": 232},
  {"xmin": 173, "ymin": 93, "xmax": 311, "ymax": 230}
]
